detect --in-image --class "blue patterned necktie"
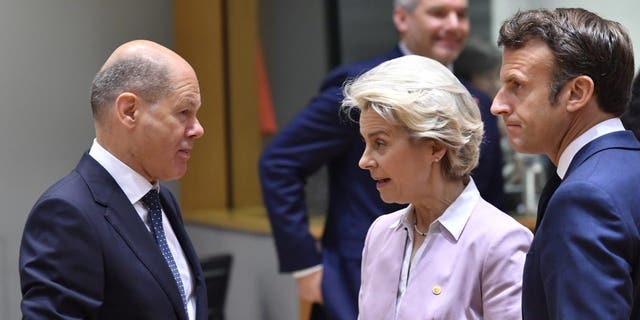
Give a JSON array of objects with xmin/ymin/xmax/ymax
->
[{"xmin": 141, "ymin": 189, "xmax": 188, "ymax": 312}]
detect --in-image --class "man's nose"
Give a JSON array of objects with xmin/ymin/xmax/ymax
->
[{"xmin": 490, "ymin": 89, "xmax": 510, "ymax": 116}]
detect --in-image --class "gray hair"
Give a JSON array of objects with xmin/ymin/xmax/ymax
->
[
  {"xmin": 394, "ymin": 0, "xmax": 420, "ymax": 11},
  {"xmin": 342, "ymin": 55, "xmax": 484, "ymax": 180},
  {"xmin": 90, "ymin": 56, "xmax": 172, "ymax": 120}
]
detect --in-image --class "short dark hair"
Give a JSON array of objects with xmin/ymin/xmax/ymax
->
[
  {"xmin": 497, "ymin": 8, "xmax": 634, "ymax": 115},
  {"xmin": 90, "ymin": 56, "xmax": 172, "ymax": 120}
]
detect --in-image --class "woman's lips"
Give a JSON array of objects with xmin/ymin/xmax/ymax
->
[{"xmin": 376, "ymin": 178, "xmax": 391, "ymax": 189}]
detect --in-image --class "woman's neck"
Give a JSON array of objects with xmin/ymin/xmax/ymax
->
[{"xmin": 413, "ymin": 178, "xmax": 465, "ymax": 230}]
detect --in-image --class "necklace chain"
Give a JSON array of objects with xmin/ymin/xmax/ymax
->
[{"xmin": 414, "ymin": 223, "xmax": 427, "ymax": 237}]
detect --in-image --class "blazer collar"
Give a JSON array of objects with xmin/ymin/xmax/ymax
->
[
  {"xmin": 392, "ymin": 180, "xmax": 480, "ymax": 241},
  {"xmin": 567, "ymin": 130, "xmax": 640, "ymax": 177},
  {"xmin": 558, "ymin": 118, "xmax": 624, "ymax": 178},
  {"xmin": 75, "ymin": 153, "xmax": 190, "ymax": 320}
]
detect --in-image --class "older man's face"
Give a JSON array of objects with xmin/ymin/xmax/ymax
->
[
  {"xmin": 131, "ymin": 63, "xmax": 204, "ymax": 183},
  {"xmin": 396, "ymin": 0, "xmax": 469, "ymax": 65}
]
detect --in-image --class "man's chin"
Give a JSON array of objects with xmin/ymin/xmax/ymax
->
[
  {"xmin": 434, "ymin": 48, "xmax": 463, "ymax": 65},
  {"xmin": 162, "ymin": 167, "xmax": 188, "ymax": 182}
]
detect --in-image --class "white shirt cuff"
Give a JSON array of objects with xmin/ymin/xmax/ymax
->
[{"xmin": 292, "ymin": 265, "xmax": 323, "ymax": 278}]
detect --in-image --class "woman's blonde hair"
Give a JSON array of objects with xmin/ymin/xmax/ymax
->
[{"xmin": 342, "ymin": 55, "xmax": 484, "ymax": 180}]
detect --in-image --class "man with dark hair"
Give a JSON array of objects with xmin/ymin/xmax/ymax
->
[
  {"xmin": 20, "ymin": 40, "xmax": 208, "ymax": 319},
  {"xmin": 259, "ymin": 0, "xmax": 504, "ymax": 319},
  {"xmin": 492, "ymin": 8, "xmax": 640, "ymax": 319}
]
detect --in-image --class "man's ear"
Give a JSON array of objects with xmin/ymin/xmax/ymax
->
[
  {"xmin": 393, "ymin": 7, "xmax": 409, "ymax": 34},
  {"xmin": 114, "ymin": 92, "xmax": 139, "ymax": 128},
  {"xmin": 565, "ymin": 75, "xmax": 594, "ymax": 113}
]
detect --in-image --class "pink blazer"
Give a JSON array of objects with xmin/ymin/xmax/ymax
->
[{"xmin": 358, "ymin": 193, "xmax": 532, "ymax": 320}]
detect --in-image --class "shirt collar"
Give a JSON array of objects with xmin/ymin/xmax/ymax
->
[
  {"xmin": 88, "ymin": 138, "xmax": 158, "ymax": 204},
  {"xmin": 393, "ymin": 178, "xmax": 480, "ymax": 241},
  {"xmin": 557, "ymin": 118, "xmax": 624, "ymax": 179},
  {"xmin": 398, "ymin": 41, "xmax": 412, "ymax": 56}
]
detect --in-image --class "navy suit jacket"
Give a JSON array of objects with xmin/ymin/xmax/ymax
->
[
  {"xmin": 522, "ymin": 131, "xmax": 640, "ymax": 319},
  {"xmin": 259, "ymin": 47, "xmax": 504, "ymax": 319},
  {"xmin": 20, "ymin": 153, "xmax": 207, "ymax": 320}
]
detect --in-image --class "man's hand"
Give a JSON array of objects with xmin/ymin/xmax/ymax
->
[{"xmin": 296, "ymin": 268, "xmax": 323, "ymax": 303}]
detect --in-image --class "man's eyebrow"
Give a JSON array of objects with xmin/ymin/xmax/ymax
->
[{"xmin": 179, "ymin": 96, "xmax": 200, "ymax": 106}]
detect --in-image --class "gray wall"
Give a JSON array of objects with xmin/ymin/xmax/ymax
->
[
  {"xmin": 259, "ymin": 0, "xmax": 331, "ymax": 217},
  {"xmin": 259, "ymin": 0, "xmax": 329, "ymax": 130},
  {"xmin": 491, "ymin": 0, "xmax": 640, "ymax": 69}
]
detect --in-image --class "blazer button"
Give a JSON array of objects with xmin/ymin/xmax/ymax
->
[{"xmin": 432, "ymin": 285, "xmax": 442, "ymax": 295}]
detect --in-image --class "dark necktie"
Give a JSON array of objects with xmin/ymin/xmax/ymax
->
[
  {"xmin": 535, "ymin": 172, "xmax": 562, "ymax": 233},
  {"xmin": 141, "ymin": 189, "xmax": 188, "ymax": 311}
]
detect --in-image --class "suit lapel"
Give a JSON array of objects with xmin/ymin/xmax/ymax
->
[
  {"xmin": 76, "ymin": 154, "xmax": 188, "ymax": 320},
  {"xmin": 537, "ymin": 132, "xmax": 639, "ymax": 232}
]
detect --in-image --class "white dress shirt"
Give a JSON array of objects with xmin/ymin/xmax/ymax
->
[
  {"xmin": 89, "ymin": 139, "xmax": 196, "ymax": 320},
  {"xmin": 557, "ymin": 118, "xmax": 625, "ymax": 179}
]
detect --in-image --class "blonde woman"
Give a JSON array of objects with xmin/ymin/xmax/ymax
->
[{"xmin": 342, "ymin": 55, "xmax": 532, "ymax": 319}]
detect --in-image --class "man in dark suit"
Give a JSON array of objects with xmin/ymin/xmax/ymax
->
[
  {"xmin": 491, "ymin": 8, "xmax": 640, "ymax": 319},
  {"xmin": 258, "ymin": 0, "xmax": 504, "ymax": 319},
  {"xmin": 19, "ymin": 40, "xmax": 207, "ymax": 319}
]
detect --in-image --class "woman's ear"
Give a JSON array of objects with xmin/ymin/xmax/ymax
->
[
  {"xmin": 114, "ymin": 92, "xmax": 139, "ymax": 128},
  {"xmin": 431, "ymin": 141, "xmax": 447, "ymax": 162},
  {"xmin": 565, "ymin": 75, "xmax": 594, "ymax": 113}
]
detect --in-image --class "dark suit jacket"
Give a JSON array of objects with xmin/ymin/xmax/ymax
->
[
  {"xmin": 20, "ymin": 153, "xmax": 207, "ymax": 320},
  {"xmin": 522, "ymin": 131, "xmax": 640, "ymax": 319},
  {"xmin": 258, "ymin": 47, "xmax": 504, "ymax": 319}
]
